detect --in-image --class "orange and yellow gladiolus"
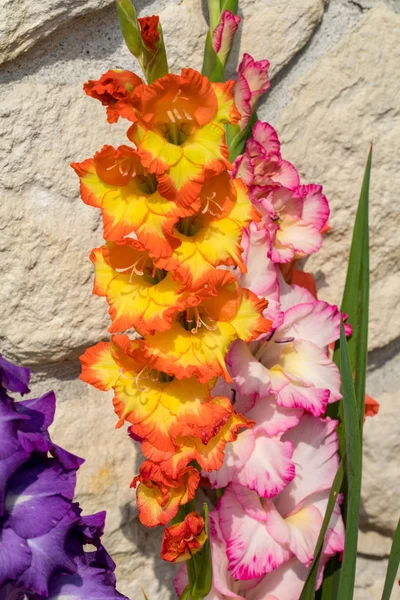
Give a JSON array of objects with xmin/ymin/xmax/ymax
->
[{"xmin": 74, "ymin": 68, "xmax": 272, "ymax": 543}]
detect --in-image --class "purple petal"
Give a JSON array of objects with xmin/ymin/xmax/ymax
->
[
  {"xmin": 52, "ymin": 445, "xmax": 84, "ymax": 470},
  {"xmin": 0, "ymin": 356, "xmax": 30, "ymax": 396},
  {"xmin": 17, "ymin": 508, "xmax": 79, "ymax": 597},
  {"xmin": 0, "ymin": 448, "xmax": 30, "ymax": 516},
  {"xmin": 16, "ymin": 391, "xmax": 56, "ymax": 431},
  {"xmin": 5, "ymin": 459, "xmax": 76, "ymax": 538},
  {"xmin": 79, "ymin": 512, "xmax": 106, "ymax": 547},
  {"xmin": 44, "ymin": 558, "xmax": 129, "ymax": 600},
  {"xmin": 0, "ymin": 527, "xmax": 32, "ymax": 586},
  {"xmin": 0, "ymin": 400, "xmax": 27, "ymax": 460}
]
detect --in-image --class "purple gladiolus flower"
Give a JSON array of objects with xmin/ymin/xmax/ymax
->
[{"xmin": 0, "ymin": 354, "xmax": 128, "ymax": 599}]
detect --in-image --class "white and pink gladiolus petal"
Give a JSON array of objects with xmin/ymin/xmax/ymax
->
[
  {"xmin": 275, "ymin": 216, "xmax": 323, "ymax": 260},
  {"xmin": 251, "ymin": 121, "xmax": 281, "ymax": 155},
  {"xmin": 212, "ymin": 11, "xmax": 241, "ymax": 64},
  {"xmin": 235, "ymin": 434, "xmax": 295, "ymax": 498},
  {"xmin": 300, "ymin": 184, "xmax": 330, "ymax": 231},
  {"xmin": 276, "ymin": 416, "xmax": 339, "ymax": 516},
  {"xmin": 232, "ymin": 483, "xmax": 269, "ymax": 522},
  {"xmin": 245, "ymin": 394, "xmax": 303, "ymax": 437},
  {"xmin": 238, "ymin": 53, "xmax": 270, "ymax": 109},
  {"xmin": 228, "ymin": 339, "xmax": 273, "ymax": 399},
  {"xmin": 282, "ymin": 299, "xmax": 344, "ymax": 349},
  {"xmin": 245, "ymin": 558, "xmax": 309, "ymax": 600},
  {"xmin": 209, "ymin": 510, "xmax": 256, "ymax": 599},
  {"xmin": 205, "ymin": 428, "xmax": 255, "ymax": 489},
  {"xmin": 174, "ymin": 564, "xmax": 189, "ymax": 598},
  {"xmin": 239, "ymin": 225, "xmax": 283, "ymax": 328},
  {"xmin": 234, "ymin": 73, "xmax": 252, "ymax": 130},
  {"xmin": 278, "ymin": 274, "xmax": 316, "ymax": 309},
  {"xmin": 274, "ymin": 502, "xmax": 324, "ymax": 565},
  {"xmin": 233, "ymin": 152, "xmax": 254, "ymax": 184},
  {"xmin": 219, "ymin": 486, "xmax": 291, "ymax": 580},
  {"xmin": 256, "ymin": 337, "xmax": 341, "ymax": 414},
  {"xmin": 240, "ymin": 225, "xmax": 280, "ymax": 300},
  {"xmin": 321, "ymin": 500, "xmax": 345, "ymax": 558}
]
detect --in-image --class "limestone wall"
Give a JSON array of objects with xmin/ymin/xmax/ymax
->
[{"xmin": 0, "ymin": 0, "xmax": 399, "ymax": 598}]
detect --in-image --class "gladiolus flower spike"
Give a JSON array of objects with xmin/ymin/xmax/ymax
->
[
  {"xmin": 0, "ymin": 354, "xmax": 127, "ymax": 599},
  {"xmin": 74, "ymin": 67, "xmax": 270, "ymax": 553},
  {"xmin": 75, "ymin": 5, "xmax": 348, "ymax": 598}
]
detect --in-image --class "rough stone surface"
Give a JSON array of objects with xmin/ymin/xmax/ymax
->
[
  {"xmin": 354, "ymin": 556, "xmax": 394, "ymax": 600},
  {"xmin": 0, "ymin": 83, "xmax": 128, "ymax": 364},
  {"xmin": 275, "ymin": 4, "xmax": 400, "ymax": 351},
  {"xmin": 0, "ymin": 0, "xmax": 399, "ymax": 598},
  {"xmin": 228, "ymin": 0, "xmax": 327, "ymax": 77},
  {"xmin": 0, "ymin": 0, "xmax": 113, "ymax": 64},
  {"xmin": 361, "ymin": 391, "xmax": 400, "ymax": 535}
]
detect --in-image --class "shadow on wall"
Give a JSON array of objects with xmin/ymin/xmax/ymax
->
[{"xmin": 0, "ymin": 0, "xmax": 154, "ymax": 85}]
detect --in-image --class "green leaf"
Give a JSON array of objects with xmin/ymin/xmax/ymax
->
[
  {"xmin": 330, "ymin": 147, "xmax": 371, "ymax": 430},
  {"xmin": 220, "ymin": 0, "xmax": 239, "ymax": 14},
  {"xmin": 337, "ymin": 321, "xmax": 362, "ymax": 600},
  {"xmin": 299, "ymin": 458, "xmax": 345, "ymax": 600},
  {"xmin": 186, "ymin": 503, "xmax": 213, "ymax": 600},
  {"xmin": 321, "ymin": 147, "xmax": 371, "ymax": 597},
  {"xmin": 381, "ymin": 517, "xmax": 400, "ymax": 600},
  {"xmin": 226, "ymin": 111, "xmax": 257, "ymax": 162},
  {"xmin": 316, "ymin": 557, "xmax": 341, "ymax": 600},
  {"xmin": 195, "ymin": 504, "xmax": 213, "ymax": 597},
  {"xmin": 179, "ymin": 586, "xmax": 190, "ymax": 600}
]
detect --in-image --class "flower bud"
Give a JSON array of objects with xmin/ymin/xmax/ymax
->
[
  {"xmin": 161, "ymin": 512, "xmax": 207, "ymax": 562},
  {"xmin": 235, "ymin": 53, "xmax": 270, "ymax": 129},
  {"xmin": 116, "ymin": 0, "xmax": 142, "ymax": 57},
  {"xmin": 212, "ymin": 10, "xmax": 241, "ymax": 67}
]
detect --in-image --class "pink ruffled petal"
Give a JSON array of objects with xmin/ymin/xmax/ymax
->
[
  {"xmin": 281, "ymin": 503, "xmax": 324, "ymax": 565},
  {"xmin": 264, "ymin": 339, "xmax": 342, "ymax": 413},
  {"xmin": 205, "ymin": 429, "xmax": 255, "ymax": 489},
  {"xmin": 228, "ymin": 340, "xmax": 273, "ymax": 399},
  {"xmin": 300, "ymin": 184, "xmax": 330, "ymax": 231},
  {"xmin": 245, "ymin": 394, "xmax": 303, "ymax": 436},
  {"xmin": 235, "ymin": 434, "xmax": 295, "ymax": 498},
  {"xmin": 276, "ymin": 218, "xmax": 323, "ymax": 258},
  {"xmin": 238, "ymin": 54, "xmax": 270, "ymax": 106},
  {"xmin": 279, "ymin": 278, "xmax": 317, "ymax": 311},
  {"xmin": 174, "ymin": 564, "xmax": 189, "ymax": 597},
  {"xmin": 246, "ymin": 558, "xmax": 309, "ymax": 600},
  {"xmin": 234, "ymin": 73, "xmax": 252, "ymax": 130},
  {"xmin": 231, "ymin": 483, "xmax": 268, "ymax": 522},
  {"xmin": 239, "ymin": 226, "xmax": 283, "ymax": 327},
  {"xmin": 252, "ymin": 121, "xmax": 281, "ymax": 155},
  {"xmin": 272, "ymin": 159, "xmax": 300, "ymax": 189},
  {"xmin": 208, "ymin": 511, "xmax": 245, "ymax": 599},
  {"xmin": 282, "ymin": 300, "xmax": 343, "ymax": 348},
  {"xmin": 219, "ymin": 487, "xmax": 290, "ymax": 580},
  {"xmin": 233, "ymin": 151, "xmax": 254, "ymax": 184},
  {"xmin": 277, "ymin": 416, "xmax": 339, "ymax": 515}
]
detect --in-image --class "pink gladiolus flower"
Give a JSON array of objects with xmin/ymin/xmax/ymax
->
[
  {"xmin": 216, "ymin": 416, "xmax": 344, "ymax": 582},
  {"xmin": 212, "ymin": 11, "xmax": 241, "ymax": 65},
  {"xmin": 234, "ymin": 54, "xmax": 270, "ymax": 129},
  {"xmin": 252, "ymin": 183, "xmax": 330, "ymax": 263},
  {"xmin": 204, "ymin": 388, "xmax": 302, "ymax": 497},
  {"xmin": 234, "ymin": 120, "xmax": 330, "ymax": 263},
  {"xmin": 234, "ymin": 121, "xmax": 300, "ymax": 188},
  {"xmin": 228, "ymin": 282, "xmax": 345, "ymax": 417}
]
